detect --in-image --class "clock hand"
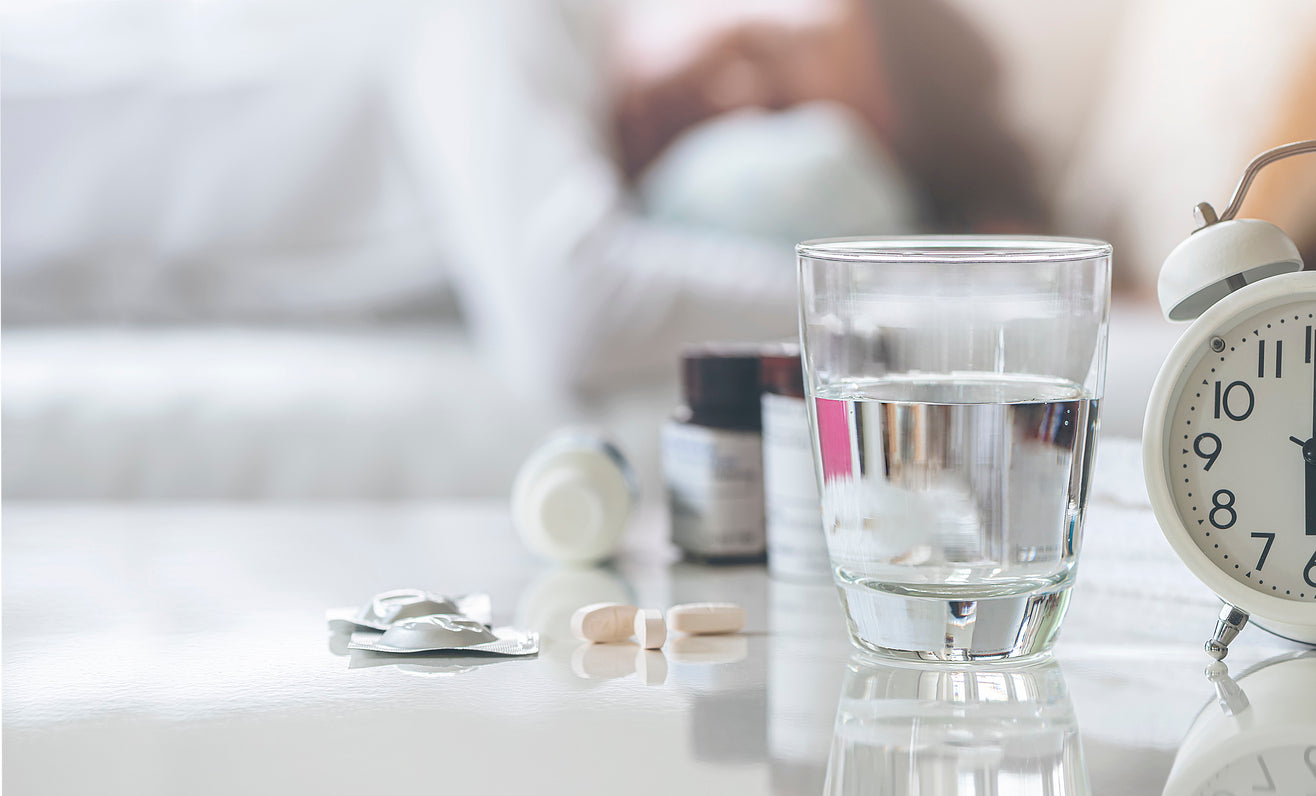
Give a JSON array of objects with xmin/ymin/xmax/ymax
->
[
  {"xmin": 1293, "ymin": 436, "xmax": 1306, "ymax": 447},
  {"xmin": 1310, "ymin": 345, "xmax": 1316, "ymax": 535},
  {"xmin": 1308, "ymin": 454, "xmax": 1316, "ymax": 536}
]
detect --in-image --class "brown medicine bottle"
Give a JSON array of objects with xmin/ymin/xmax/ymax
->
[{"xmin": 662, "ymin": 345, "xmax": 766, "ymax": 562}]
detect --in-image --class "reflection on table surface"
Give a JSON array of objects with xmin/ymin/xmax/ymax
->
[
  {"xmin": 826, "ymin": 659, "xmax": 1086, "ymax": 794},
  {"xmin": 1163, "ymin": 652, "xmax": 1316, "ymax": 796},
  {"xmin": 3, "ymin": 502, "xmax": 1314, "ymax": 795}
]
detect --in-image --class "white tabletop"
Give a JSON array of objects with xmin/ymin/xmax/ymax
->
[{"xmin": 5, "ymin": 442, "xmax": 1313, "ymax": 794}]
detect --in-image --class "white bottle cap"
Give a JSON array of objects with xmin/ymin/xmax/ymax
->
[
  {"xmin": 526, "ymin": 467, "xmax": 606, "ymax": 550},
  {"xmin": 512, "ymin": 432, "xmax": 637, "ymax": 565}
]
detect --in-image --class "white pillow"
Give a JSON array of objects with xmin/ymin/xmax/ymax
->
[{"xmin": 637, "ymin": 102, "xmax": 918, "ymax": 245}]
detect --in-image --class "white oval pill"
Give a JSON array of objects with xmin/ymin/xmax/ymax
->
[
  {"xmin": 634, "ymin": 608, "xmax": 666, "ymax": 649},
  {"xmin": 570, "ymin": 602, "xmax": 638, "ymax": 643},
  {"xmin": 666, "ymin": 602, "xmax": 746, "ymax": 635}
]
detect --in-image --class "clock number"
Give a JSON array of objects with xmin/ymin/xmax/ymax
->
[
  {"xmin": 1193, "ymin": 433, "xmax": 1222, "ymax": 471},
  {"xmin": 1213, "ymin": 380, "xmax": 1255, "ymax": 421},
  {"xmin": 1305, "ymin": 745, "xmax": 1316, "ymax": 777},
  {"xmin": 1257, "ymin": 340, "xmax": 1283, "ymax": 378},
  {"xmin": 1250, "ymin": 532, "xmax": 1275, "ymax": 570},
  {"xmin": 1210, "ymin": 490, "xmax": 1237, "ymax": 529},
  {"xmin": 1253, "ymin": 754, "xmax": 1276, "ymax": 792},
  {"xmin": 1305, "ymin": 551, "xmax": 1316, "ymax": 589}
]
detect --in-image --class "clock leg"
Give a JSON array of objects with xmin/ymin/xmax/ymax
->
[{"xmin": 1205, "ymin": 603, "xmax": 1250, "ymax": 660}]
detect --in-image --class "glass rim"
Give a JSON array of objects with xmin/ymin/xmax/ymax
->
[{"xmin": 796, "ymin": 235, "xmax": 1112, "ymax": 264}]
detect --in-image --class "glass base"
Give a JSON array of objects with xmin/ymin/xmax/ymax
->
[{"xmin": 836, "ymin": 580, "xmax": 1072, "ymax": 663}]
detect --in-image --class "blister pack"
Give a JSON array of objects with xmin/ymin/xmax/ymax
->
[
  {"xmin": 347, "ymin": 615, "xmax": 538, "ymax": 656},
  {"xmin": 325, "ymin": 589, "xmax": 492, "ymax": 631}
]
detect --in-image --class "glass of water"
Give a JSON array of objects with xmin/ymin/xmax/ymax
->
[{"xmin": 797, "ymin": 237, "xmax": 1111, "ymax": 662}]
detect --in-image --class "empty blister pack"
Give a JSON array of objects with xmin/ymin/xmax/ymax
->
[
  {"xmin": 348, "ymin": 615, "xmax": 539, "ymax": 656},
  {"xmin": 326, "ymin": 588, "xmax": 492, "ymax": 632}
]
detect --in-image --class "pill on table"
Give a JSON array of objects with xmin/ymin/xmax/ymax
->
[
  {"xmin": 571, "ymin": 602, "xmax": 638, "ymax": 643},
  {"xmin": 666, "ymin": 602, "xmax": 745, "ymax": 635},
  {"xmin": 634, "ymin": 608, "xmax": 666, "ymax": 649}
]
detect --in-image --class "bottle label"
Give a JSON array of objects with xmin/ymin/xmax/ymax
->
[
  {"xmin": 761, "ymin": 393, "xmax": 832, "ymax": 579},
  {"xmin": 662, "ymin": 420, "xmax": 764, "ymax": 557}
]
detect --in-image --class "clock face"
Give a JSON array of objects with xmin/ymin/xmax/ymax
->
[
  {"xmin": 1191, "ymin": 745, "xmax": 1316, "ymax": 796},
  {"xmin": 1168, "ymin": 298, "xmax": 1316, "ymax": 603}
]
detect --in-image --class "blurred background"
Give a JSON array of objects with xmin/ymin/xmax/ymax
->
[{"xmin": 4, "ymin": 0, "xmax": 1315, "ymax": 501}]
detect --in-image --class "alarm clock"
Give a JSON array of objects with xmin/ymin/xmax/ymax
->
[
  {"xmin": 1144, "ymin": 140, "xmax": 1316, "ymax": 660},
  {"xmin": 1161, "ymin": 652, "xmax": 1316, "ymax": 796}
]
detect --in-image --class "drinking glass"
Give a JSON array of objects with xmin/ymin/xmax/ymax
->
[{"xmin": 797, "ymin": 236, "xmax": 1111, "ymax": 662}]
